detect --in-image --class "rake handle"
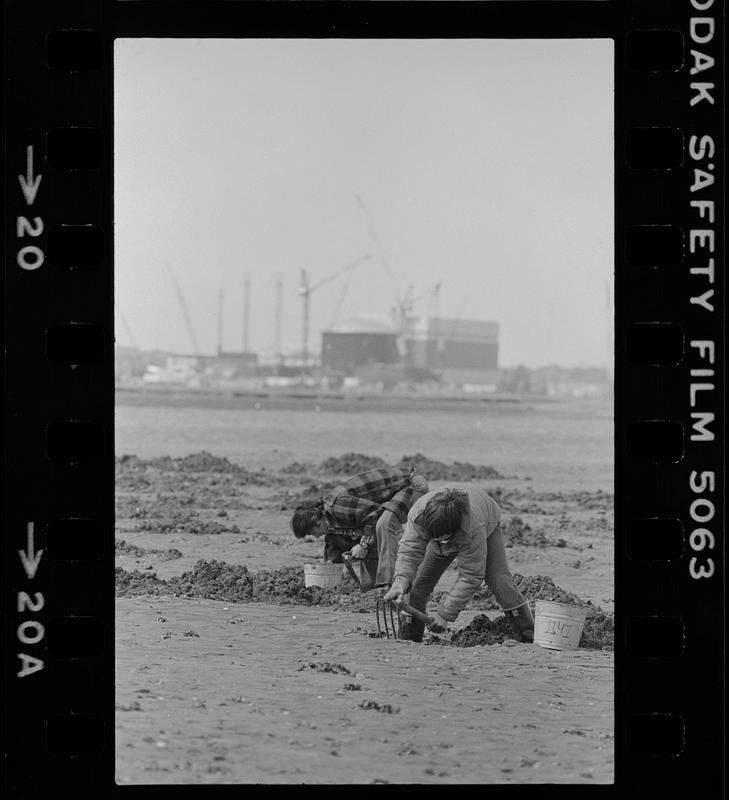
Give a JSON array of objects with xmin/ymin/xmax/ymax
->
[
  {"xmin": 396, "ymin": 601, "xmax": 434, "ymax": 625},
  {"xmin": 341, "ymin": 552, "xmax": 361, "ymax": 586}
]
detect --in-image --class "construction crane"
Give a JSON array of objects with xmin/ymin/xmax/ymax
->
[
  {"xmin": 393, "ymin": 281, "xmax": 441, "ymax": 335},
  {"xmin": 356, "ymin": 194, "xmax": 396, "ymax": 286},
  {"xmin": 166, "ymin": 263, "xmax": 201, "ymax": 356},
  {"xmin": 356, "ymin": 193, "xmax": 414, "ymax": 333},
  {"xmin": 298, "ymin": 253, "xmax": 372, "ymax": 365}
]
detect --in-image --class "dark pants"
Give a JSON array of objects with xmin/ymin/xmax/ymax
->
[{"xmin": 324, "ymin": 533, "xmax": 378, "ymax": 585}]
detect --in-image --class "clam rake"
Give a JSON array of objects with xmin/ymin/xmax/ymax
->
[
  {"xmin": 375, "ymin": 597, "xmax": 399, "ymax": 639},
  {"xmin": 375, "ymin": 599, "xmax": 434, "ymax": 640}
]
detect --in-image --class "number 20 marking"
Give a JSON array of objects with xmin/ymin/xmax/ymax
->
[{"xmin": 16, "ymin": 215, "xmax": 45, "ymax": 270}]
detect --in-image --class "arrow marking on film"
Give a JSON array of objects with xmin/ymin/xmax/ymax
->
[
  {"xmin": 18, "ymin": 145, "xmax": 43, "ymax": 206},
  {"xmin": 19, "ymin": 522, "xmax": 43, "ymax": 580}
]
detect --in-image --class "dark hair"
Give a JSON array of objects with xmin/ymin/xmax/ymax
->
[
  {"xmin": 421, "ymin": 489, "xmax": 469, "ymax": 539},
  {"xmin": 290, "ymin": 501, "xmax": 324, "ymax": 538}
]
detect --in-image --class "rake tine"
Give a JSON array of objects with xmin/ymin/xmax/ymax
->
[
  {"xmin": 376, "ymin": 598, "xmax": 391, "ymax": 639},
  {"xmin": 382, "ymin": 600, "xmax": 392, "ymax": 639},
  {"xmin": 388, "ymin": 602, "xmax": 398, "ymax": 640}
]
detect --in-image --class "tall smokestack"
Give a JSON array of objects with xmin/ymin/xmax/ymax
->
[
  {"xmin": 243, "ymin": 273, "xmax": 250, "ymax": 354},
  {"xmin": 274, "ymin": 272, "xmax": 283, "ymax": 360},
  {"xmin": 217, "ymin": 286, "xmax": 223, "ymax": 356}
]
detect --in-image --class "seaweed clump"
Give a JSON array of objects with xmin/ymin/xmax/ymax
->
[
  {"xmin": 448, "ymin": 607, "xmax": 613, "ymax": 650},
  {"xmin": 501, "ymin": 516, "xmax": 557, "ymax": 548},
  {"xmin": 135, "ymin": 514, "xmax": 240, "ymax": 536},
  {"xmin": 115, "ymin": 559, "xmax": 383, "ymax": 611},
  {"xmin": 448, "ymin": 614, "xmax": 516, "ymax": 647}
]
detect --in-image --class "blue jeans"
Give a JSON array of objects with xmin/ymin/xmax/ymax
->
[{"xmin": 407, "ymin": 525, "xmax": 527, "ymax": 616}]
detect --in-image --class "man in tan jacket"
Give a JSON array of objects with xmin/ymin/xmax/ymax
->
[{"xmin": 383, "ymin": 486, "xmax": 534, "ymax": 642}]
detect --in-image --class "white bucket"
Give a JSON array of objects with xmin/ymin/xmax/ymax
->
[
  {"xmin": 534, "ymin": 600, "xmax": 588, "ymax": 650},
  {"xmin": 304, "ymin": 563, "xmax": 344, "ymax": 588}
]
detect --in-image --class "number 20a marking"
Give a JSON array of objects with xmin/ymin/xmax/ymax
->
[{"xmin": 16, "ymin": 215, "xmax": 44, "ymax": 271}]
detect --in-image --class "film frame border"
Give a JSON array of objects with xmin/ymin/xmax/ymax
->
[{"xmin": 4, "ymin": 0, "xmax": 724, "ymax": 793}]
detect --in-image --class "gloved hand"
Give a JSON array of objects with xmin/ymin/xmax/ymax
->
[
  {"xmin": 383, "ymin": 577, "xmax": 409, "ymax": 604},
  {"xmin": 349, "ymin": 544, "xmax": 368, "ymax": 560},
  {"xmin": 427, "ymin": 612, "xmax": 448, "ymax": 633}
]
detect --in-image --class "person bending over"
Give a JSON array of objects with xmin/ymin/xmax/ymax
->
[
  {"xmin": 384, "ymin": 486, "xmax": 534, "ymax": 642},
  {"xmin": 290, "ymin": 466, "xmax": 429, "ymax": 589}
]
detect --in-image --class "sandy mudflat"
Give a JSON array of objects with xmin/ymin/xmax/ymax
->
[
  {"xmin": 116, "ymin": 599, "xmax": 613, "ymax": 785},
  {"xmin": 115, "ymin": 450, "xmax": 613, "ymax": 785}
]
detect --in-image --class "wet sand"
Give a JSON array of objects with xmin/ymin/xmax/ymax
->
[{"xmin": 115, "ymin": 451, "xmax": 614, "ymax": 784}]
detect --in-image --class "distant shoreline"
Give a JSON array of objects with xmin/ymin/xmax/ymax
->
[{"xmin": 115, "ymin": 385, "xmax": 611, "ymax": 415}]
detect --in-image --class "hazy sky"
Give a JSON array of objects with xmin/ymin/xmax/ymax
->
[{"xmin": 115, "ymin": 38, "xmax": 613, "ymax": 368}]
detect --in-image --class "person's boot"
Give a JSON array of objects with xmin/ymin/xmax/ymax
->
[
  {"xmin": 505, "ymin": 603, "xmax": 535, "ymax": 643},
  {"xmin": 398, "ymin": 612, "xmax": 425, "ymax": 643}
]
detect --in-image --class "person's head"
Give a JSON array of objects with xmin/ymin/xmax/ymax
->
[
  {"xmin": 421, "ymin": 489, "xmax": 469, "ymax": 541},
  {"xmin": 290, "ymin": 501, "xmax": 328, "ymax": 539}
]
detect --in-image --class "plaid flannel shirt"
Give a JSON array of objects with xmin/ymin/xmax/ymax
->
[{"xmin": 322, "ymin": 467, "xmax": 418, "ymax": 548}]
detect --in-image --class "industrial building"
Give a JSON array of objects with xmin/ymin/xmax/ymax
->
[
  {"xmin": 319, "ymin": 314, "xmax": 499, "ymax": 387},
  {"xmin": 121, "ymin": 258, "xmax": 502, "ymax": 391},
  {"xmin": 406, "ymin": 317, "xmax": 498, "ymax": 369},
  {"xmin": 321, "ymin": 316, "xmax": 401, "ymax": 374}
]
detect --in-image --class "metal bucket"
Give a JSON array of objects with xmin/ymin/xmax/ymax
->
[
  {"xmin": 534, "ymin": 600, "xmax": 588, "ymax": 650},
  {"xmin": 303, "ymin": 563, "xmax": 344, "ymax": 588}
]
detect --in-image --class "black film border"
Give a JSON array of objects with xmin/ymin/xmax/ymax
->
[{"xmin": 3, "ymin": 0, "xmax": 724, "ymax": 795}]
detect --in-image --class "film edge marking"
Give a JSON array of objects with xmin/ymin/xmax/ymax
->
[
  {"xmin": 16, "ymin": 144, "xmax": 45, "ymax": 271},
  {"xmin": 17, "ymin": 522, "xmax": 46, "ymax": 678}
]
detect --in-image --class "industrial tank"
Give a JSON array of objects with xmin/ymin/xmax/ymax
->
[{"xmin": 321, "ymin": 316, "xmax": 400, "ymax": 374}]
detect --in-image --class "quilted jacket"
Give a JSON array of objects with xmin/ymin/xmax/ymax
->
[{"xmin": 392, "ymin": 485, "xmax": 501, "ymax": 621}]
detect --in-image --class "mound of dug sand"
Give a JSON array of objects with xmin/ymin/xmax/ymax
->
[
  {"xmin": 449, "ymin": 574, "xmax": 613, "ymax": 649},
  {"xmin": 448, "ymin": 614, "xmax": 517, "ymax": 647},
  {"xmin": 116, "ymin": 452, "xmax": 273, "ymax": 485},
  {"xmin": 448, "ymin": 607, "xmax": 614, "ymax": 650},
  {"xmin": 273, "ymin": 480, "xmax": 516, "ymax": 512},
  {"xmin": 115, "ymin": 539, "xmax": 183, "ymax": 560},
  {"xmin": 313, "ymin": 452, "xmax": 509, "ymax": 481},
  {"xmin": 271, "ymin": 480, "xmax": 342, "ymax": 509},
  {"xmin": 118, "ymin": 452, "xmax": 242, "ymax": 473},
  {"xmin": 396, "ymin": 453, "xmax": 508, "ymax": 481},
  {"xmin": 135, "ymin": 513, "xmax": 240, "ymax": 536},
  {"xmin": 318, "ymin": 453, "xmax": 389, "ymax": 474},
  {"xmin": 115, "ymin": 566, "xmax": 167, "ymax": 595},
  {"xmin": 115, "ymin": 561, "xmax": 376, "ymax": 608},
  {"xmin": 579, "ymin": 609, "xmax": 614, "ymax": 650},
  {"xmin": 502, "ymin": 516, "xmax": 563, "ymax": 548},
  {"xmin": 441, "ymin": 573, "xmax": 614, "ymax": 649},
  {"xmin": 464, "ymin": 573, "xmax": 584, "ymax": 612},
  {"xmin": 115, "ymin": 559, "xmax": 613, "ymax": 648}
]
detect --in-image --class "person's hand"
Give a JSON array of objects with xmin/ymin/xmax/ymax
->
[
  {"xmin": 349, "ymin": 544, "xmax": 368, "ymax": 560},
  {"xmin": 383, "ymin": 577, "xmax": 408, "ymax": 604},
  {"xmin": 427, "ymin": 612, "xmax": 448, "ymax": 633}
]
